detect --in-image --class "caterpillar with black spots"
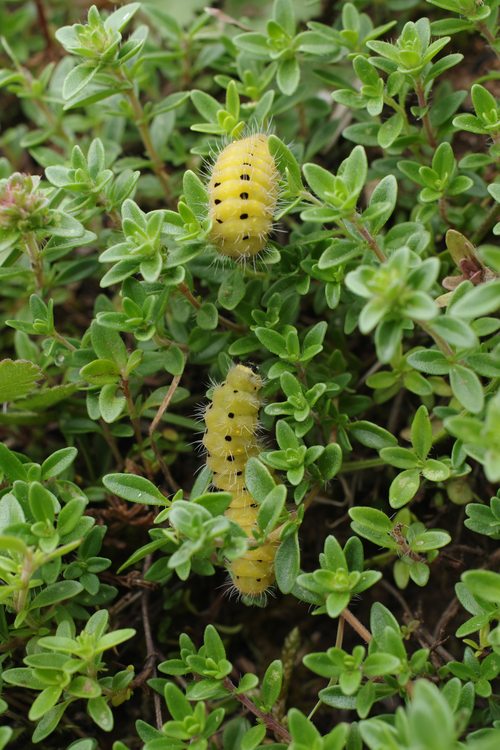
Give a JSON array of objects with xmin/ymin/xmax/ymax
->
[
  {"xmin": 202, "ymin": 364, "xmax": 277, "ymax": 600},
  {"xmin": 208, "ymin": 134, "xmax": 279, "ymax": 260}
]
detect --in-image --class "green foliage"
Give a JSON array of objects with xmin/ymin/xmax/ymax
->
[{"xmin": 0, "ymin": 0, "xmax": 499, "ymax": 747}]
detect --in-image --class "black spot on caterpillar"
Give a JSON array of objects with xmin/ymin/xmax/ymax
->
[
  {"xmin": 202, "ymin": 364, "xmax": 277, "ymax": 598},
  {"xmin": 208, "ymin": 134, "xmax": 279, "ymax": 260}
]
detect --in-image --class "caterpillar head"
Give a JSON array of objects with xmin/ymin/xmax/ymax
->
[{"xmin": 225, "ymin": 363, "xmax": 263, "ymax": 393}]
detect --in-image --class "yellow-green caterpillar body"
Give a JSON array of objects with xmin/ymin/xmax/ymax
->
[
  {"xmin": 203, "ymin": 364, "xmax": 277, "ymax": 597},
  {"xmin": 208, "ymin": 134, "xmax": 278, "ymax": 259}
]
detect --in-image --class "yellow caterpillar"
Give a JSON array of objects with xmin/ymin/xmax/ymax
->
[
  {"xmin": 203, "ymin": 364, "xmax": 277, "ymax": 598},
  {"xmin": 208, "ymin": 134, "xmax": 279, "ymax": 260}
]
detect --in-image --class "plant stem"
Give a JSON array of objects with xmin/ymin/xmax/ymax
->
[
  {"xmin": 340, "ymin": 457, "xmax": 386, "ymax": 473},
  {"xmin": 364, "ymin": 550, "xmax": 396, "ymax": 569},
  {"xmin": 34, "ymin": 0, "xmax": 53, "ymax": 54},
  {"xmin": 336, "ymin": 613, "xmax": 345, "ymax": 648},
  {"xmin": 471, "ymin": 202, "xmax": 500, "ymax": 245},
  {"xmin": 223, "ymin": 677, "xmax": 291, "ymax": 743},
  {"xmin": 415, "ymin": 80, "xmax": 437, "ymax": 149},
  {"xmin": 121, "ymin": 376, "xmax": 143, "ymax": 449},
  {"xmin": 52, "ymin": 330, "xmax": 76, "ymax": 351},
  {"xmin": 476, "ymin": 22, "xmax": 500, "ymax": 61},
  {"xmin": 141, "ymin": 554, "xmax": 163, "ymax": 729},
  {"xmin": 24, "ymin": 232, "xmax": 45, "ymax": 292},
  {"xmin": 122, "ymin": 82, "xmax": 172, "ymax": 202},
  {"xmin": 178, "ymin": 282, "xmax": 246, "ymax": 333},
  {"xmin": 438, "ymin": 197, "xmax": 450, "ymax": 225},
  {"xmin": 416, "ymin": 319, "xmax": 454, "ymax": 358},
  {"xmin": 351, "ymin": 215, "xmax": 387, "ymax": 262},
  {"xmin": 149, "ymin": 374, "xmax": 182, "ymax": 437},
  {"xmin": 384, "ymin": 94, "xmax": 412, "ymax": 135},
  {"xmin": 100, "ymin": 419, "xmax": 123, "ymax": 468},
  {"xmin": 13, "ymin": 550, "xmax": 34, "ymax": 614},
  {"xmin": 342, "ymin": 608, "xmax": 372, "ymax": 643}
]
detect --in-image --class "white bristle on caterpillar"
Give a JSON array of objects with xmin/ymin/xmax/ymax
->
[
  {"xmin": 202, "ymin": 364, "xmax": 278, "ymax": 599},
  {"xmin": 208, "ymin": 134, "xmax": 279, "ymax": 260}
]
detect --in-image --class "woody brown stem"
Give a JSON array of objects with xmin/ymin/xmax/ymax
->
[
  {"xmin": 223, "ymin": 677, "xmax": 291, "ymax": 743},
  {"xmin": 178, "ymin": 282, "xmax": 246, "ymax": 333},
  {"xmin": 341, "ymin": 608, "xmax": 372, "ymax": 643}
]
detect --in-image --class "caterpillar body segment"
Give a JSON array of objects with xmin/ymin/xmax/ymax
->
[
  {"xmin": 208, "ymin": 134, "xmax": 279, "ymax": 259},
  {"xmin": 202, "ymin": 363, "xmax": 278, "ymax": 599}
]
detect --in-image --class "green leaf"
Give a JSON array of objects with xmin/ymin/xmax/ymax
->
[
  {"xmin": 241, "ymin": 725, "xmax": 266, "ymax": 750},
  {"xmin": 258, "ymin": 485, "xmax": 286, "ymax": 535},
  {"xmin": 62, "ymin": 63, "xmax": 99, "ymax": 100},
  {"xmin": 245, "ymin": 458, "xmax": 275, "ymax": 503},
  {"xmin": 196, "ymin": 302, "xmax": 218, "ymax": 331},
  {"xmin": 319, "ymin": 685, "xmax": 357, "ymax": 709},
  {"xmin": 288, "ymin": 708, "xmax": 321, "ymax": 743},
  {"xmin": 32, "ymin": 701, "xmax": 68, "ymax": 742},
  {"xmin": 105, "ymin": 3, "xmax": 141, "ymax": 32},
  {"xmin": 87, "ymin": 696, "xmax": 114, "ymax": 732},
  {"xmin": 103, "ymin": 473, "xmax": 166, "ymax": 506},
  {"xmin": 411, "ymin": 405, "xmax": 432, "ymax": 460},
  {"xmin": 29, "ymin": 686, "xmax": 63, "ymax": 721},
  {"xmin": 98, "ymin": 384, "xmax": 126, "ymax": 423},
  {"xmin": 80, "ymin": 359, "xmax": 121, "ymax": 386},
  {"xmin": 366, "ymin": 175, "xmax": 397, "ymax": 233},
  {"xmin": 164, "ymin": 683, "xmax": 192, "ymax": 720},
  {"xmin": 462, "ymin": 570, "xmax": 500, "ymax": 603},
  {"xmin": 91, "ymin": 322, "xmax": 127, "ymax": 369},
  {"xmin": 41, "ymin": 447, "xmax": 78, "ymax": 479},
  {"xmin": 261, "ymin": 659, "xmax": 283, "ymax": 709},
  {"xmin": 0, "ymin": 443, "xmax": 28, "ymax": 481},
  {"xmin": 363, "ymin": 653, "xmax": 400, "ymax": 677},
  {"xmin": 349, "ymin": 420, "xmax": 398, "ymax": 450},
  {"xmin": 30, "ymin": 581, "xmax": 83, "ymax": 610},
  {"xmin": 349, "ymin": 507, "xmax": 397, "ymax": 549},
  {"xmin": 160, "ymin": 346, "xmax": 184, "ymax": 377},
  {"xmin": 254, "ymin": 328, "xmax": 287, "ymax": 357},
  {"xmin": 275, "ymin": 531, "xmax": 300, "ymax": 593},
  {"xmin": 389, "ymin": 469, "xmax": 421, "ymax": 508},
  {"xmin": 0, "ymin": 359, "xmax": 43, "ymax": 402},
  {"xmin": 277, "ymin": 56, "xmax": 300, "ymax": 96},
  {"xmin": 380, "ymin": 447, "xmax": 419, "ymax": 469},
  {"xmin": 407, "ymin": 350, "xmax": 450, "ymax": 375},
  {"xmin": 449, "ymin": 364, "xmax": 484, "ymax": 414},
  {"xmin": 377, "ymin": 113, "xmax": 404, "ymax": 150},
  {"xmin": 204, "ymin": 624, "xmax": 226, "ymax": 662},
  {"xmin": 421, "ymin": 459, "xmax": 450, "ymax": 482},
  {"xmin": 430, "ymin": 317, "xmax": 478, "ymax": 349},
  {"xmin": 451, "ymin": 280, "xmax": 500, "ymax": 319}
]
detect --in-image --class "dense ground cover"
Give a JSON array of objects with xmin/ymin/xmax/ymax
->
[{"xmin": 0, "ymin": 0, "xmax": 499, "ymax": 748}]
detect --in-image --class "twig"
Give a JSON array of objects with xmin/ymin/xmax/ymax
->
[
  {"xmin": 351, "ymin": 216, "xmax": 387, "ymax": 262},
  {"xmin": 149, "ymin": 374, "xmax": 183, "ymax": 490},
  {"xmin": 122, "ymin": 81, "xmax": 172, "ymax": 201},
  {"xmin": 471, "ymin": 202, "xmax": 500, "ymax": 245},
  {"xmin": 100, "ymin": 419, "xmax": 123, "ymax": 468},
  {"xmin": 121, "ymin": 377, "xmax": 143, "ymax": 448},
  {"xmin": 178, "ymin": 282, "xmax": 246, "ymax": 333},
  {"xmin": 52, "ymin": 330, "xmax": 77, "ymax": 351},
  {"xmin": 142, "ymin": 555, "xmax": 163, "ymax": 730},
  {"xmin": 223, "ymin": 677, "xmax": 291, "ymax": 743},
  {"xmin": 433, "ymin": 597, "xmax": 460, "ymax": 642},
  {"xmin": 24, "ymin": 233, "xmax": 44, "ymax": 292},
  {"xmin": 476, "ymin": 22, "xmax": 500, "ymax": 61},
  {"xmin": 340, "ymin": 458, "xmax": 385, "ymax": 473},
  {"xmin": 415, "ymin": 80, "xmax": 437, "ymax": 149},
  {"xmin": 416, "ymin": 319, "xmax": 454, "ymax": 359},
  {"xmin": 149, "ymin": 374, "xmax": 182, "ymax": 437},
  {"xmin": 34, "ymin": 0, "xmax": 53, "ymax": 54},
  {"xmin": 342, "ymin": 608, "xmax": 372, "ymax": 643}
]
